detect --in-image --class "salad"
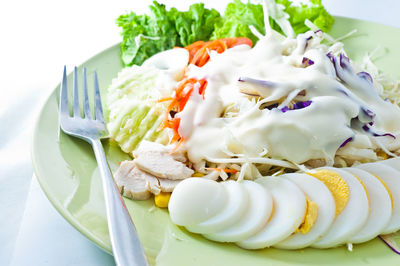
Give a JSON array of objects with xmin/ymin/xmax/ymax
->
[{"xmin": 107, "ymin": 0, "xmax": 400, "ymax": 251}]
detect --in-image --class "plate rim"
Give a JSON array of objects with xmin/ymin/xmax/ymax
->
[
  {"xmin": 30, "ymin": 43, "xmax": 121, "ymax": 254},
  {"xmin": 30, "ymin": 16, "xmax": 400, "ymax": 261}
]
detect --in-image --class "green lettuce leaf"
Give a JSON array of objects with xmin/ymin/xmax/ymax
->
[
  {"xmin": 212, "ymin": 0, "xmax": 334, "ymax": 44},
  {"xmin": 117, "ymin": 1, "xmax": 221, "ymax": 66},
  {"xmin": 116, "ymin": 1, "xmax": 178, "ymax": 66},
  {"xmin": 264, "ymin": 0, "xmax": 295, "ymax": 38},
  {"xmin": 175, "ymin": 3, "xmax": 222, "ymax": 47},
  {"xmin": 211, "ymin": 0, "xmax": 266, "ymax": 44},
  {"xmin": 276, "ymin": 0, "xmax": 334, "ymax": 34},
  {"xmin": 117, "ymin": 0, "xmax": 335, "ymax": 66}
]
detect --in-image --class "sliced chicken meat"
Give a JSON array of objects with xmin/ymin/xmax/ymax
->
[
  {"xmin": 133, "ymin": 140, "xmax": 187, "ymax": 163},
  {"xmin": 158, "ymin": 178, "xmax": 182, "ymax": 192},
  {"xmin": 114, "ymin": 160, "xmax": 161, "ymax": 200},
  {"xmin": 134, "ymin": 142, "xmax": 194, "ymax": 180},
  {"xmin": 114, "ymin": 160, "xmax": 185, "ymax": 200}
]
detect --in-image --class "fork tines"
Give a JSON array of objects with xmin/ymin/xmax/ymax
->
[{"xmin": 60, "ymin": 66, "xmax": 104, "ymax": 122}]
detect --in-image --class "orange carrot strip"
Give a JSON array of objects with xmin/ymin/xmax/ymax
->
[
  {"xmin": 221, "ymin": 37, "xmax": 253, "ymax": 48},
  {"xmin": 198, "ymin": 80, "xmax": 208, "ymax": 96},
  {"xmin": 179, "ymin": 87, "xmax": 194, "ymax": 111},
  {"xmin": 157, "ymin": 97, "xmax": 174, "ymax": 103},
  {"xmin": 191, "ymin": 40, "xmax": 227, "ymax": 67},
  {"xmin": 160, "ymin": 77, "xmax": 207, "ymax": 146},
  {"xmin": 185, "ymin": 41, "xmax": 206, "ymax": 62},
  {"xmin": 171, "ymin": 137, "xmax": 185, "ymax": 153},
  {"xmin": 205, "ymin": 168, "xmax": 239, "ymax": 174},
  {"xmin": 184, "ymin": 38, "xmax": 252, "ymax": 68}
]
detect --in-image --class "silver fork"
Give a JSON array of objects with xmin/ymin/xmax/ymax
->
[{"xmin": 59, "ymin": 66, "xmax": 148, "ymax": 266}]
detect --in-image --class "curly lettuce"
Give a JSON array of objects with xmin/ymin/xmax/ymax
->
[
  {"xmin": 211, "ymin": 0, "xmax": 266, "ymax": 44},
  {"xmin": 117, "ymin": 0, "xmax": 334, "ymax": 66},
  {"xmin": 116, "ymin": 2, "xmax": 178, "ymax": 66},
  {"xmin": 175, "ymin": 3, "xmax": 222, "ymax": 47},
  {"xmin": 276, "ymin": 0, "xmax": 334, "ymax": 34},
  {"xmin": 212, "ymin": 0, "xmax": 334, "ymax": 42},
  {"xmin": 117, "ymin": 1, "xmax": 220, "ymax": 66}
]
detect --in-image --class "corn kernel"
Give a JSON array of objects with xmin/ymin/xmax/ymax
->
[
  {"xmin": 154, "ymin": 192, "xmax": 171, "ymax": 208},
  {"xmin": 377, "ymin": 150, "xmax": 389, "ymax": 159},
  {"xmin": 192, "ymin": 172, "xmax": 205, "ymax": 177}
]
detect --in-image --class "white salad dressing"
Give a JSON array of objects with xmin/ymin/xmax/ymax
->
[
  {"xmin": 169, "ymin": 31, "xmax": 400, "ymax": 165},
  {"xmin": 130, "ymin": 16, "xmax": 400, "ymax": 167}
]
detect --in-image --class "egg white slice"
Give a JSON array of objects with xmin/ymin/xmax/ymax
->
[
  {"xmin": 356, "ymin": 163, "xmax": 400, "ymax": 234},
  {"xmin": 274, "ymin": 173, "xmax": 336, "ymax": 249},
  {"xmin": 344, "ymin": 167, "xmax": 392, "ymax": 243},
  {"xmin": 311, "ymin": 167, "xmax": 369, "ymax": 248},
  {"xmin": 186, "ymin": 180, "xmax": 249, "ymax": 234},
  {"xmin": 237, "ymin": 177, "xmax": 306, "ymax": 249},
  {"xmin": 378, "ymin": 157, "xmax": 400, "ymax": 171},
  {"xmin": 168, "ymin": 178, "xmax": 228, "ymax": 226},
  {"xmin": 204, "ymin": 180, "xmax": 273, "ymax": 242}
]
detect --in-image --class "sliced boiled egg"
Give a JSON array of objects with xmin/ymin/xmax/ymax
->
[
  {"xmin": 378, "ymin": 157, "xmax": 400, "ymax": 172},
  {"xmin": 186, "ymin": 180, "xmax": 249, "ymax": 234},
  {"xmin": 309, "ymin": 167, "xmax": 369, "ymax": 248},
  {"xmin": 344, "ymin": 167, "xmax": 392, "ymax": 243},
  {"xmin": 274, "ymin": 173, "xmax": 336, "ymax": 249},
  {"xmin": 237, "ymin": 177, "xmax": 306, "ymax": 249},
  {"xmin": 204, "ymin": 180, "xmax": 273, "ymax": 242},
  {"xmin": 168, "ymin": 178, "xmax": 228, "ymax": 226},
  {"xmin": 356, "ymin": 163, "xmax": 400, "ymax": 234}
]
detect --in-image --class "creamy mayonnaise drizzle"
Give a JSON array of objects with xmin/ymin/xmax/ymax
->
[{"xmin": 170, "ymin": 32, "xmax": 400, "ymax": 166}]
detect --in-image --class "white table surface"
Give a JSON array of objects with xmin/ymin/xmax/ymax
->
[{"xmin": 1, "ymin": 0, "xmax": 399, "ymax": 265}]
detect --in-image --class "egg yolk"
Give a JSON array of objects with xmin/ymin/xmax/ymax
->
[
  {"xmin": 296, "ymin": 197, "xmax": 318, "ymax": 234},
  {"xmin": 372, "ymin": 174, "xmax": 394, "ymax": 209},
  {"xmin": 192, "ymin": 172, "xmax": 205, "ymax": 177},
  {"xmin": 307, "ymin": 169, "xmax": 349, "ymax": 217},
  {"xmin": 376, "ymin": 150, "xmax": 389, "ymax": 160}
]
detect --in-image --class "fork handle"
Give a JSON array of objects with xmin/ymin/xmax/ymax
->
[{"xmin": 91, "ymin": 139, "xmax": 148, "ymax": 266}]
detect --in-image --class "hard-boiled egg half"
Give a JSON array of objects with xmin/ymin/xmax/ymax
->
[{"xmin": 168, "ymin": 158, "xmax": 400, "ymax": 250}]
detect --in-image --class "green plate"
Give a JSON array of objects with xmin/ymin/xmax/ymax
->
[{"xmin": 32, "ymin": 17, "xmax": 400, "ymax": 266}]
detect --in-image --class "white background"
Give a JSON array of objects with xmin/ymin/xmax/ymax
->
[{"xmin": 0, "ymin": 0, "xmax": 399, "ymax": 265}]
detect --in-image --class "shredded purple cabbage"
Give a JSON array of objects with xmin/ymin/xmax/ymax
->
[
  {"xmin": 361, "ymin": 108, "xmax": 375, "ymax": 120},
  {"xmin": 302, "ymin": 57, "xmax": 314, "ymax": 67},
  {"xmin": 336, "ymin": 88, "xmax": 376, "ymax": 123},
  {"xmin": 238, "ymin": 77, "xmax": 276, "ymax": 88},
  {"xmin": 326, "ymin": 52, "xmax": 335, "ymax": 62},
  {"xmin": 281, "ymin": 101, "xmax": 312, "ymax": 113},
  {"xmin": 368, "ymin": 128, "xmax": 395, "ymax": 138},
  {"xmin": 304, "ymin": 35, "xmax": 313, "ymax": 50},
  {"xmin": 280, "ymin": 106, "xmax": 290, "ymax": 112},
  {"xmin": 327, "ymin": 52, "xmax": 342, "ymax": 79},
  {"xmin": 358, "ymin": 107, "xmax": 376, "ymax": 123},
  {"xmin": 327, "ymin": 52, "xmax": 348, "ymax": 81},
  {"xmin": 351, "ymin": 118, "xmax": 396, "ymax": 139},
  {"xmin": 340, "ymin": 137, "xmax": 353, "ymax": 148},
  {"xmin": 262, "ymin": 103, "xmax": 279, "ymax": 110},
  {"xmin": 357, "ymin": 72, "xmax": 373, "ymax": 83},
  {"xmin": 336, "ymin": 88, "xmax": 349, "ymax": 96},
  {"xmin": 339, "ymin": 53, "xmax": 351, "ymax": 69},
  {"xmin": 379, "ymin": 235, "xmax": 400, "ymax": 255},
  {"xmin": 328, "ymin": 53, "xmax": 375, "ymax": 90}
]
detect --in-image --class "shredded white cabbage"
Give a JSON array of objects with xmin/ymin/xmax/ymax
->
[{"xmin": 109, "ymin": 6, "xmax": 400, "ymax": 182}]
